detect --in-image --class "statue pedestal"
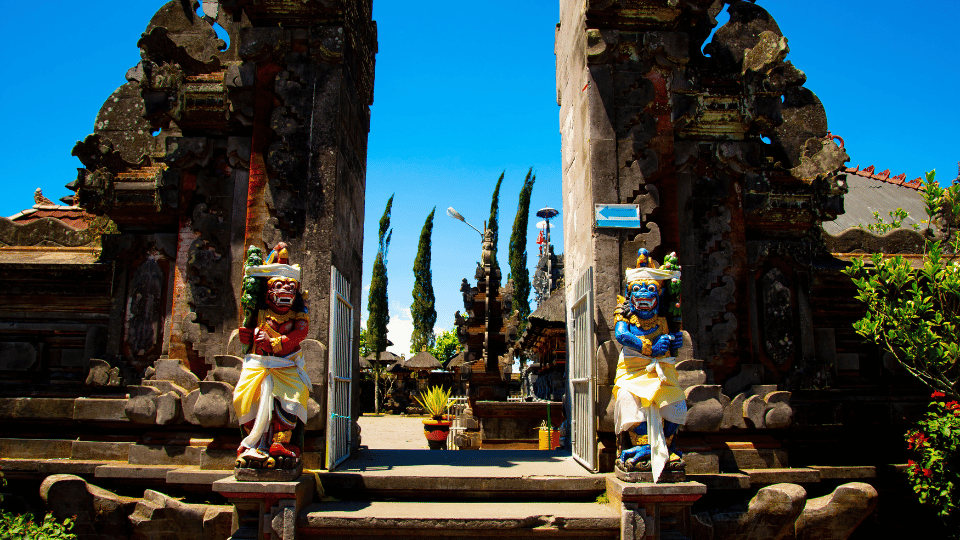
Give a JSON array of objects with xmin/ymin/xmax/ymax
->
[
  {"xmin": 606, "ymin": 478, "xmax": 706, "ymax": 540},
  {"xmin": 213, "ymin": 475, "xmax": 314, "ymax": 540}
]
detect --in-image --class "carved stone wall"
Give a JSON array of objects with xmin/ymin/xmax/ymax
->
[
  {"xmin": 557, "ymin": 1, "xmax": 848, "ymax": 428},
  {"xmin": 68, "ymin": 0, "xmax": 375, "ymax": 393}
]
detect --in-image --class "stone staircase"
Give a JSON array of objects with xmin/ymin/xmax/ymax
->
[{"xmin": 217, "ymin": 449, "xmax": 623, "ymax": 540}]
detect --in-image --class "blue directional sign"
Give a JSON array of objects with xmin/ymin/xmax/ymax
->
[{"xmin": 595, "ymin": 204, "xmax": 642, "ymax": 228}]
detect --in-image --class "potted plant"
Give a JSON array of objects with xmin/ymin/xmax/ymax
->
[
  {"xmin": 415, "ymin": 385, "xmax": 453, "ymax": 450},
  {"xmin": 537, "ymin": 420, "xmax": 561, "ymax": 450}
]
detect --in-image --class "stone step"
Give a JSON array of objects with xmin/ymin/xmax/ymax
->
[
  {"xmin": 299, "ymin": 500, "xmax": 620, "ymax": 539},
  {"xmin": 316, "ymin": 450, "xmax": 605, "ymax": 501}
]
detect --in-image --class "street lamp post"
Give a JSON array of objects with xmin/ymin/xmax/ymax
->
[{"xmin": 446, "ymin": 207, "xmax": 484, "ymax": 237}]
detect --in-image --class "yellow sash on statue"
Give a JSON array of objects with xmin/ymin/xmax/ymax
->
[
  {"xmin": 613, "ymin": 348, "xmax": 685, "ymax": 410},
  {"xmin": 234, "ymin": 349, "xmax": 311, "ymax": 427}
]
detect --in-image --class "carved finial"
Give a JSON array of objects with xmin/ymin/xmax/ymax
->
[{"xmin": 34, "ymin": 188, "xmax": 55, "ymax": 206}]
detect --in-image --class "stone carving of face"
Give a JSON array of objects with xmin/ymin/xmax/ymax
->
[
  {"xmin": 267, "ymin": 277, "xmax": 299, "ymax": 313},
  {"xmin": 628, "ymin": 279, "xmax": 660, "ymax": 320}
]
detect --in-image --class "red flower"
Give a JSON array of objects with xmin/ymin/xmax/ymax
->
[
  {"xmin": 907, "ymin": 459, "xmax": 916, "ymax": 466},
  {"xmin": 922, "ymin": 468, "xmax": 933, "ymax": 477},
  {"xmin": 945, "ymin": 401, "xmax": 959, "ymax": 410},
  {"xmin": 931, "ymin": 390, "xmax": 945, "ymax": 398},
  {"xmin": 907, "ymin": 432, "xmax": 929, "ymax": 449}
]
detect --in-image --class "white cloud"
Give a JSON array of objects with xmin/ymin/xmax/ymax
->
[
  {"xmin": 361, "ymin": 308, "xmax": 447, "ymax": 359},
  {"xmin": 386, "ymin": 307, "xmax": 414, "ymax": 357}
]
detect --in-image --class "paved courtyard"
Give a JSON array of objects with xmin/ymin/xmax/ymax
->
[{"xmin": 357, "ymin": 413, "xmax": 430, "ymax": 450}]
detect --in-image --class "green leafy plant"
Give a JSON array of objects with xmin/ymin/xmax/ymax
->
[
  {"xmin": 844, "ymin": 171, "xmax": 960, "ymax": 398},
  {"xmin": 366, "ymin": 195, "xmax": 394, "ymax": 414},
  {"xmin": 0, "ymin": 512, "xmax": 78, "ymax": 540},
  {"xmin": 0, "ymin": 475, "xmax": 77, "ymax": 539},
  {"xmin": 509, "ymin": 167, "xmax": 536, "ymax": 333},
  {"xmin": 845, "ymin": 170, "xmax": 960, "ymax": 535},
  {"xmin": 905, "ymin": 391, "xmax": 960, "ymax": 532},
  {"xmin": 858, "ymin": 207, "xmax": 921, "ymax": 234},
  {"xmin": 430, "ymin": 328, "xmax": 462, "ymax": 367},
  {"xmin": 410, "ymin": 208, "xmax": 437, "ymax": 354},
  {"xmin": 414, "ymin": 385, "xmax": 452, "ymax": 420},
  {"xmin": 487, "ymin": 172, "xmax": 504, "ymax": 270}
]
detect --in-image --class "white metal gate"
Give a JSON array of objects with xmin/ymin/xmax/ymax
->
[
  {"xmin": 568, "ymin": 266, "xmax": 597, "ymax": 471},
  {"xmin": 326, "ymin": 265, "xmax": 353, "ymax": 470}
]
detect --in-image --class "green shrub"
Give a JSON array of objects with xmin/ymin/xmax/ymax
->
[
  {"xmin": 0, "ymin": 474, "xmax": 76, "ymax": 540},
  {"xmin": 905, "ymin": 391, "xmax": 960, "ymax": 535},
  {"xmin": 0, "ymin": 511, "xmax": 77, "ymax": 540}
]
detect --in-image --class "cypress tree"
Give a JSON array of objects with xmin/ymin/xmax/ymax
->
[
  {"xmin": 509, "ymin": 168, "xmax": 536, "ymax": 332},
  {"xmin": 488, "ymin": 172, "xmax": 504, "ymax": 270},
  {"xmin": 366, "ymin": 195, "xmax": 393, "ymax": 412},
  {"xmin": 410, "ymin": 207, "xmax": 437, "ymax": 353}
]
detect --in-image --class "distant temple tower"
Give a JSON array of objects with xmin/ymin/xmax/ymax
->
[{"xmin": 455, "ymin": 228, "xmax": 517, "ymax": 402}]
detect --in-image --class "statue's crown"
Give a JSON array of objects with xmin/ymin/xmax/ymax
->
[{"xmin": 625, "ymin": 248, "xmax": 679, "ymax": 283}]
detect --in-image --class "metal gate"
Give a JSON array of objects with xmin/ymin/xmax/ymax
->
[
  {"xmin": 326, "ymin": 265, "xmax": 353, "ymax": 470},
  {"xmin": 568, "ymin": 266, "xmax": 597, "ymax": 471}
]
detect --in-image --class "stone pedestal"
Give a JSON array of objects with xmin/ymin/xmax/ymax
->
[
  {"xmin": 606, "ymin": 478, "xmax": 706, "ymax": 540},
  {"xmin": 213, "ymin": 475, "xmax": 315, "ymax": 540}
]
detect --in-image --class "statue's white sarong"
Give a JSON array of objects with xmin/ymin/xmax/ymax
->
[{"xmin": 233, "ymin": 350, "xmax": 311, "ymax": 449}]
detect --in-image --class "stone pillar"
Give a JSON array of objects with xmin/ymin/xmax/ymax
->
[
  {"xmin": 606, "ymin": 478, "xmax": 706, "ymax": 540},
  {"xmin": 213, "ymin": 475, "xmax": 315, "ymax": 540}
]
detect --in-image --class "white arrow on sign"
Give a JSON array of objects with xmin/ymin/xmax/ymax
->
[{"xmin": 595, "ymin": 204, "xmax": 642, "ymax": 228}]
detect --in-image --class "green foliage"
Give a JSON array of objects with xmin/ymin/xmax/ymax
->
[
  {"xmin": 845, "ymin": 170, "xmax": 960, "ymax": 534},
  {"xmin": 844, "ymin": 171, "xmax": 960, "ymax": 398},
  {"xmin": 0, "ymin": 512, "xmax": 77, "ymax": 540},
  {"xmin": 509, "ymin": 168, "xmax": 536, "ymax": 333},
  {"xmin": 366, "ymin": 195, "xmax": 394, "ymax": 360},
  {"xmin": 857, "ymin": 207, "xmax": 921, "ymax": 234},
  {"xmin": 430, "ymin": 328, "xmax": 462, "ymax": 366},
  {"xmin": 366, "ymin": 196, "xmax": 394, "ymax": 413},
  {"xmin": 414, "ymin": 385, "xmax": 452, "ymax": 420},
  {"xmin": 358, "ymin": 328, "xmax": 371, "ymax": 358},
  {"xmin": 662, "ymin": 252, "xmax": 682, "ymax": 320},
  {"xmin": 905, "ymin": 391, "xmax": 960, "ymax": 533},
  {"xmin": 0, "ymin": 474, "xmax": 77, "ymax": 539},
  {"xmin": 240, "ymin": 246, "xmax": 265, "ymax": 316},
  {"xmin": 488, "ymin": 172, "xmax": 504, "ymax": 270},
  {"xmin": 240, "ymin": 245, "xmax": 266, "ymax": 354},
  {"xmin": 410, "ymin": 208, "xmax": 437, "ymax": 354}
]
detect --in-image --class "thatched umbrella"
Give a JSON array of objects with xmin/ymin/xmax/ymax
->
[
  {"xmin": 403, "ymin": 351, "xmax": 442, "ymax": 371},
  {"xmin": 364, "ymin": 350, "xmax": 401, "ymax": 367},
  {"xmin": 385, "ymin": 361, "xmax": 409, "ymax": 374},
  {"xmin": 446, "ymin": 351, "xmax": 467, "ymax": 370}
]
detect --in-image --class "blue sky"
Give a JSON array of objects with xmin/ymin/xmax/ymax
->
[{"xmin": 1, "ymin": 1, "xmax": 957, "ymax": 355}]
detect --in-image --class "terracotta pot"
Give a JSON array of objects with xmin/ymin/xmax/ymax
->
[
  {"xmin": 538, "ymin": 428, "xmax": 560, "ymax": 450},
  {"xmin": 423, "ymin": 419, "xmax": 452, "ymax": 450}
]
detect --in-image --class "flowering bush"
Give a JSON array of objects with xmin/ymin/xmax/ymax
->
[
  {"xmin": 905, "ymin": 391, "xmax": 960, "ymax": 526},
  {"xmin": 846, "ymin": 171, "xmax": 960, "ymax": 535}
]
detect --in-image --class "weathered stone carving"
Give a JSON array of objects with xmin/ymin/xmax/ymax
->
[
  {"xmin": 692, "ymin": 482, "xmax": 878, "ymax": 540},
  {"xmin": 0, "ymin": 217, "xmax": 97, "ymax": 247}
]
